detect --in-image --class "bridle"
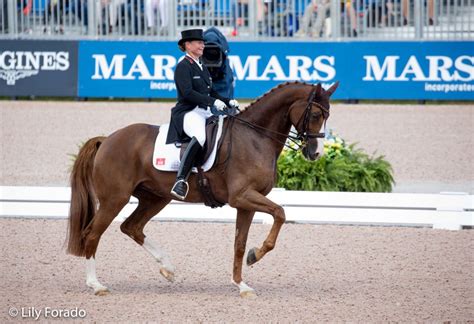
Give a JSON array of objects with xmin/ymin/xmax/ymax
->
[
  {"xmin": 292, "ymin": 87, "xmax": 330, "ymax": 143},
  {"xmin": 227, "ymin": 86, "xmax": 330, "ymax": 151}
]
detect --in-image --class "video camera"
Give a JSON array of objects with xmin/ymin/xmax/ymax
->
[
  {"xmin": 202, "ymin": 44, "xmax": 223, "ymax": 68},
  {"xmin": 202, "ymin": 44, "xmax": 225, "ymax": 80},
  {"xmin": 202, "ymin": 27, "xmax": 234, "ymax": 98}
]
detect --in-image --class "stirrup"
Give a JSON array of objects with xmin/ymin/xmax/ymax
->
[{"xmin": 170, "ymin": 179, "xmax": 189, "ymax": 200}]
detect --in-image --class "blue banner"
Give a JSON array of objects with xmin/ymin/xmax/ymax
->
[{"xmin": 78, "ymin": 41, "xmax": 473, "ymax": 100}]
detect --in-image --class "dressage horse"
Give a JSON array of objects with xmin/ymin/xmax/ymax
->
[{"xmin": 66, "ymin": 81, "xmax": 339, "ymax": 297}]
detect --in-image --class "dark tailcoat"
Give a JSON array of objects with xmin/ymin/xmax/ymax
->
[{"xmin": 166, "ymin": 56, "xmax": 230, "ymax": 144}]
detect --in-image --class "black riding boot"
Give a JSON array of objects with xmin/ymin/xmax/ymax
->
[{"xmin": 170, "ymin": 137, "xmax": 202, "ymax": 200}]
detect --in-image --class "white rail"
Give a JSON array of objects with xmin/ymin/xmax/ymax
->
[{"xmin": 0, "ymin": 186, "xmax": 472, "ymax": 230}]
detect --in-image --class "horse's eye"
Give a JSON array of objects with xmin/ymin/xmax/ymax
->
[{"xmin": 311, "ymin": 112, "xmax": 322, "ymax": 118}]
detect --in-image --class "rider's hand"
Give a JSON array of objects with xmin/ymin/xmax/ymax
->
[
  {"xmin": 213, "ymin": 99, "xmax": 226, "ymax": 111},
  {"xmin": 229, "ymin": 99, "xmax": 240, "ymax": 109}
]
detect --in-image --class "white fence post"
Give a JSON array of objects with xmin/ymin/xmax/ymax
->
[{"xmin": 433, "ymin": 192, "xmax": 473, "ymax": 230}]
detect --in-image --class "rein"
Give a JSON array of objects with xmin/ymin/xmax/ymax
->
[
  {"xmin": 226, "ymin": 88, "xmax": 330, "ymax": 151},
  {"xmin": 228, "ymin": 114, "xmax": 301, "ymax": 150}
]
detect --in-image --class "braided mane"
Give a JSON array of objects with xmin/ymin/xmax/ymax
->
[{"xmin": 240, "ymin": 81, "xmax": 313, "ymax": 113}]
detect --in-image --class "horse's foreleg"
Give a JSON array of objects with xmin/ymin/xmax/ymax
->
[
  {"xmin": 230, "ymin": 190, "xmax": 286, "ymax": 266},
  {"xmin": 120, "ymin": 194, "xmax": 175, "ymax": 282},
  {"xmin": 232, "ymin": 209, "xmax": 256, "ymax": 298}
]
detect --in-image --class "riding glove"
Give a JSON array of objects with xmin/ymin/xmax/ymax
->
[
  {"xmin": 213, "ymin": 99, "xmax": 227, "ymax": 111},
  {"xmin": 229, "ymin": 99, "xmax": 240, "ymax": 109}
]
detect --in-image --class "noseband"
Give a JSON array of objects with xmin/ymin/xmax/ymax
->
[{"xmin": 293, "ymin": 88, "xmax": 330, "ymax": 142}]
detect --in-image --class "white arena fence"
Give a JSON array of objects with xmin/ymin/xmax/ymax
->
[
  {"xmin": 1, "ymin": 186, "xmax": 473, "ymax": 230},
  {"xmin": 1, "ymin": 0, "xmax": 473, "ymax": 40}
]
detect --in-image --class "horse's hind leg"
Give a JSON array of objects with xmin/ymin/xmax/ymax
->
[
  {"xmin": 86, "ymin": 258, "xmax": 108, "ymax": 296},
  {"xmin": 120, "ymin": 188, "xmax": 175, "ymax": 282},
  {"xmin": 83, "ymin": 196, "xmax": 129, "ymax": 295}
]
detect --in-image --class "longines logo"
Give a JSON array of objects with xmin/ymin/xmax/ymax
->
[
  {"xmin": 0, "ymin": 70, "xmax": 39, "ymax": 85},
  {"xmin": 0, "ymin": 50, "xmax": 70, "ymax": 85}
]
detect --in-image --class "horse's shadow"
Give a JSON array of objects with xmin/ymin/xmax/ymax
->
[
  {"xmin": 103, "ymin": 276, "xmax": 323, "ymax": 298},
  {"xmin": 106, "ymin": 278, "xmax": 236, "ymax": 296}
]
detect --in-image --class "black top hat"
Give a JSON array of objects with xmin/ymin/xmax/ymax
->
[{"xmin": 178, "ymin": 29, "xmax": 204, "ymax": 50}]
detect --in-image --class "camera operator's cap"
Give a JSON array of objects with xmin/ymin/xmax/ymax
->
[{"xmin": 178, "ymin": 29, "xmax": 205, "ymax": 51}]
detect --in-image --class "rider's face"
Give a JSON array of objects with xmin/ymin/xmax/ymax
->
[{"xmin": 185, "ymin": 40, "xmax": 205, "ymax": 59}]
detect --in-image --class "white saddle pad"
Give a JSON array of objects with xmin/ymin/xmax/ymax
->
[{"xmin": 153, "ymin": 115, "xmax": 225, "ymax": 172}]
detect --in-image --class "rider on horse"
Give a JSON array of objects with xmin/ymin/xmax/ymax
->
[{"xmin": 166, "ymin": 28, "xmax": 239, "ymax": 200}]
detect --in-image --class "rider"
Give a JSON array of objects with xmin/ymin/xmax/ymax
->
[{"xmin": 166, "ymin": 28, "xmax": 239, "ymax": 200}]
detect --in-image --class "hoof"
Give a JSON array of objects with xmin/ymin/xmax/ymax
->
[
  {"xmin": 160, "ymin": 267, "xmax": 175, "ymax": 282},
  {"xmin": 247, "ymin": 247, "xmax": 258, "ymax": 266},
  {"xmin": 94, "ymin": 288, "xmax": 109, "ymax": 296},
  {"xmin": 240, "ymin": 289, "xmax": 257, "ymax": 298},
  {"xmin": 232, "ymin": 280, "xmax": 257, "ymax": 298}
]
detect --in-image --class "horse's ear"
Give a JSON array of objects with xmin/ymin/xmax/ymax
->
[
  {"xmin": 326, "ymin": 81, "xmax": 340, "ymax": 97},
  {"xmin": 315, "ymin": 83, "xmax": 322, "ymax": 96}
]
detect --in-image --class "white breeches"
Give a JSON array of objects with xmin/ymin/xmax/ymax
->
[
  {"xmin": 183, "ymin": 106, "xmax": 213, "ymax": 147},
  {"xmin": 145, "ymin": 0, "xmax": 169, "ymax": 28},
  {"xmin": 97, "ymin": 0, "xmax": 126, "ymax": 26}
]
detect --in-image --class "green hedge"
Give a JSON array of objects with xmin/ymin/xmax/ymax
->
[{"xmin": 276, "ymin": 131, "xmax": 395, "ymax": 192}]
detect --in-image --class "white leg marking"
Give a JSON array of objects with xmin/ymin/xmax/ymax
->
[
  {"xmin": 232, "ymin": 279, "xmax": 256, "ymax": 298},
  {"xmin": 86, "ymin": 258, "xmax": 109, "ymax": 295},
  {"xmin": 142, "ymin": 237, "xmax": 175, "ymax": 282}
]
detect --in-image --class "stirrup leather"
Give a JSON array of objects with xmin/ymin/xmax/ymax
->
[{"xmin": 170, "ymin": 179, "xmax": 189, "ymax": 200}]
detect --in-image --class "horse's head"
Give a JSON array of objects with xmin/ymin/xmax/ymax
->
[{"xmin": 289, "ymin": 82, "xmax": 339, "ymax": 161}]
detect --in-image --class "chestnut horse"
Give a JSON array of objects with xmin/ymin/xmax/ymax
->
[{"xmin": 66, "ymin": 81, "xmax": 338, "ymax": 297}]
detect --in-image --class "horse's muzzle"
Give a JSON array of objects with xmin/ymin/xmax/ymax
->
[{"xmin": 302, "ymin": 146, "xmax": 319, "ymax": 161}]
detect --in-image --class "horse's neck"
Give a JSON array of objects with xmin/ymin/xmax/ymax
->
[{"xmin": 243, "ymin": 87, "xmax": 298, "ymax": 135}]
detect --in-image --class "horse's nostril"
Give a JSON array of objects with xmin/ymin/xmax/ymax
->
[{"xmin": 308, "ymin": 151, "xmax": 319, "ymax": 161}]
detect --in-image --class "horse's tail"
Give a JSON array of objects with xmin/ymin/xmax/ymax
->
[{"xmin": 66, "ymin": 136, "xmax": 106, "ymax": 257}]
